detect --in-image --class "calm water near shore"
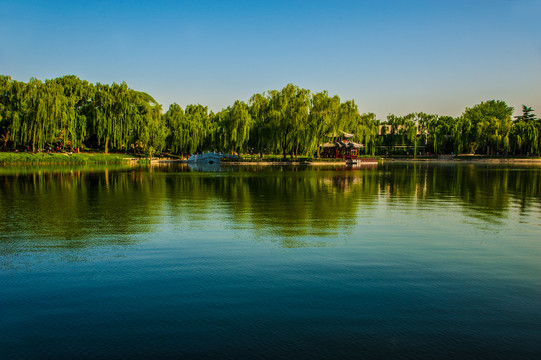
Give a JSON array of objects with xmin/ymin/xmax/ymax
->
[{"xmin": 1, "ymin": 163, "xmax": 540, "ymax": 359}]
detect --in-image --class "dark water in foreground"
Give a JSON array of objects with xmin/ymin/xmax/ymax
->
[{"xmin": 1, "ymin": 162, "xmax": 540, "ymax": 359}]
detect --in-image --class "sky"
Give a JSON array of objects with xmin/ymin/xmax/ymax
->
[{"xmin": 1, "ymin": 0, "xmax": 540, "ymax": 119}]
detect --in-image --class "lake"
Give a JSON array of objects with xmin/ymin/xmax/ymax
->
[{"xmin": 1, "ymin": 162, "xmax": 540, "ymax": 359}]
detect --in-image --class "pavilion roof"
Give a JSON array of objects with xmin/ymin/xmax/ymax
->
[
  {"xmin": 322, "ymin": 141, "xmax": 364, "ymax": 149},
  {"xmin": 326, "ymin": 130, "xmax": 355, "ymax": 139}
]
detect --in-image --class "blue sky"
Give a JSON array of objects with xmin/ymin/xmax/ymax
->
[{"xmin": 1, "ymin": 0, "xmax": 540, "ymax": 119}]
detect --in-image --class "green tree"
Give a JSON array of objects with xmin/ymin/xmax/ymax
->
[
  {"xmin": 461, "ymin": 100, "xmax": 513, "ymax": 154},
  {"xmin": 511, "ymin": 105, "xmax": 539, "ymax": 156},
  {"xmin": 248, "ymin": 92, "xmax": 272, "ymax": 158},
  {"xmin": 164, "ymin": 103, "xmax": 186, "ymax": 155},
  {"xmin": 358, "ymin": 113, "xmax": 379, "ymax": 156},
  {"xmin": 267, "ymin": 84, "xmax": 310, "ymax": 160},
  {"xmin": 217, "ymin": 100, "xmax": 253, "ymax": 156},
  {"xmin": 515, "ymin": 105, "xmax": 536, "ymax": 122},
  {"xmin": 184, "ymin": 104, "xmax": 209, "ymax": 154},
  {"xmin": 308, "ymin": 91, "xmax": 340, "ymax": 158}
]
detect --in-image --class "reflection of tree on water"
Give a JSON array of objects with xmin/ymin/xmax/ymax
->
[
  {"xmin": 378, "ymin": 162, "xmax": 541, "ymax": 223},
  {"xmin": 0, "ymin": 166, "xmax": 164, "ymax": 264},
  {"xmin": 1, "ymin": 164, "xmax": 540, "ymax": 260},
  {"xmin": 164, "ymin": 167, "xmax": 381, "ymax": 247}
]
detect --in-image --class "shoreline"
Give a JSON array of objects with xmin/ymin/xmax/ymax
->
[
  {"xmin": 148, "ymin": 158, "xmax": 541, "ymax": 166},
  {"xmin": 2, "ymin": 152, "xmax": 541, "ymax": 166},
  {"xmin": 383, "ymin": 157, "xmax": 541, "ymax": 164}
]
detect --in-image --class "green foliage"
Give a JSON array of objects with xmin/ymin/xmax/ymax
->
[
  {"xmin": 216, "ymin": 100, "xmax": 253, "ymax": 155},
  {"xmin": 265, "ymin": 84, "xmax": 311, "ymax": 159},
  {"xmin": 461, "ymin": 100, "xmax": 513, "ymax": 154},
  {"xmin": 145, "ymin": 146, "xmax": 155, "ymax": 159},
  {"xmin": 1, "ymin": 73, "xmax": 538, "ymax": 159},
  {"xmin": 308, "ymin": 91, "xmax": 340, "ymax": 157},
  {"xmin": 510, "ymin": 105, "xmax": 539, "ymax": 155},
  {"xmin": 184, "ymin": 104, "xmax": 210, "ymax": 154},
  {"xmin": 0, "ymin": 75, "xmax": 166, "ymax": 155}
]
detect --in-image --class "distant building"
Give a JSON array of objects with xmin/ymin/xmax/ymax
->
[{"xmin": 378, "ymin": 124, "xmax": 425, "ymax": 136}]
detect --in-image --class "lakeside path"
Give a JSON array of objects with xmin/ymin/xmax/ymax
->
[
  {"xmin": 145, "ymin": 157, "xmax": 541, "ymax": 166},
  {"xmin": 2, "ymin": 153, "xmax": 540, "ymax": 166},
  {"xmin": 220, "ymin": 161, "xmax": 378, "ymax": 166},
  {"xmin": 384, "ymin": 156, "xmax": 541, "ymax": 164},
  {"xmin": 134, "ymin": 157, "xmax": 541, "ymax": 166}
]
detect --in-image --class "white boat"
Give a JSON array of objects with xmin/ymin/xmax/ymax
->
[{"xmin": 187, "ymin": 152, "xmax": 234, "ymax": 164}]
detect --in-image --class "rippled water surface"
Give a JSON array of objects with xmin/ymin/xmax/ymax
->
[{"xmin": 1, "ymin": 162, "xmax": 541, "ymax": 359}]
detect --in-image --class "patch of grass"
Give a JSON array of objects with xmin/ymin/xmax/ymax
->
[
  {"xmin": 137, "ymin": 158, "xmax": 151, "ymax": 164},
  {"xmin": 0, "ymin": 152, "xmax": 133, "ymax": 165}
]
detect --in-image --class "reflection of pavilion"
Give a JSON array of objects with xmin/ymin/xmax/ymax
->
[
  {"xmin": 321, "ymin": 131, "xmax": 364, "ymax": 159},
  {"xmin": 323, "ymin": 175, "xmax": 361, "ymax": 192}
]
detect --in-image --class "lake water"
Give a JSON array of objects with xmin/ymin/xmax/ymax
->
[{"xmin": 1, "ymin": 162, "xmax": 540, "ymax": 359}]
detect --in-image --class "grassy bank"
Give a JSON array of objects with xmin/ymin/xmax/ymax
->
[{"xmin": 0, "ymin": 152, "xmax": 135, "ymax": 165}]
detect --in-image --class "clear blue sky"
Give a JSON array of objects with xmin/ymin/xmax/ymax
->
[{"xmin": 1, "ymin": 0, "xmax": 540, "ymax": 119}]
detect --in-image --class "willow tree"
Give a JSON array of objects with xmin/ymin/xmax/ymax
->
[
  {"xmin": 184, "ymin": 104, "xmax": 209, "ymax": 154},
  {"xmin": 461, "ymin": 100, "xmax": 513, "ymax": 154},
  {"xmin": 427, "ymin": 115, "xmax": 455, "ymax": 155},
  {"xmin": 267, "ymin": 84, "xmax": 310, "ymax": 160},
  {"xmin": 217, "ymin": 100, "xmax": 253, "ymax": 155},
  {"xmin": 406, "ymin": 118, "xmax": 418, "ymax": 157},
  {"xmin": 132, "ymin": 91, "xmax": 167, "ymax": 155},
  {"xmin": 91, "ymin": 83, "xmax": 114, "ymax": 153},
  {"xmin": 3, "ymin": 75, "xmax": 96, "ymax": 152},
  {"xmin": 309, "ymin": 91, "xmax": 340, "ymax": 158},
  {"xmin": 4, "ymin": 80, "xmax": 30, "ymax": 149},
  {"xmin": 0, "ymin": 75, "xmax": 15, "ymax": 149},
  {"xmin": 109, "ymin": 82, "xmax": 137, "ymax": 152},
  {"xmin": 511, "ymin": 105, "xmax": 539, "ymax": 155},
  {"xmin": 358, "ymin": 113, "xmax": 379, "ymax": 156},
  {"xmin": 416, "ymin": 113, "xmax": 436, "ymax": 152},
  {"xmin": 164, "ymin": 103, "xmax": 208, "ymax": 156},
  {"xmin": 164, "ymin": 103, "xmax": 186, "ymax": 155},
  {"xmin": 248, "ymin": 92, "xmax": 272, "ymax": 158},
  {"xmin": 335, "ymin": 100, "xmax": 360, "ymax": 140},
  {"xmin": 287, "ymin": 87, "xmax": 312, "ymax": 158},
  {"xmin": 54, "ymin": 75, "xmax": 94, "ymax": 151},
  {"xmin": 92, "ymin": 82, "xmax": 135, "ymax": 152},
  {"xmin": 449, "ymin": 116, "xmax": 463, "ymax": 155},
  {"xmin": 18, "ymin": 78, "xmax": 70, "ymax": 152},
  {"xmin": 477, "ymin": 115, "xmax": 510, "ymax": 155},
  {"xmin": 89, "ymin": 82, "xmax": 161, "ymax": 153},
  {"xmin": 381, "ymin": 114, "xmax": 402, "ymax": 151}
]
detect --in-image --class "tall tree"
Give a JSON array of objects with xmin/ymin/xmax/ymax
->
[
  {"xmin": 164, "ymin": 103, "xmax": 186, "ymax": 155},
  {"xmin": 462, "ymin": 100, "xmax": 513, "ymax": 154},
  {"xmin": 249, "ymin": 92, "xmax": 272, "ymax": 158},
  {"xmin": 217, "ymin": 100, "xmax": 253, "ymax": 155},
  {"xmin": 184, "ymin": 104, "xmax": 209, "ymax": 154},
  {"xmin": 515, "ymin": 105, "xmax": 536, "ymax": 122},
  {"xmin": 511, "ymin": 106, "xmax": 539, "ymax": 155},
  {"xmin": 268, "ymin": 84, "xmax": 310, "ymax": 160},
  {"xmin": 308, "ymin": 91, "xmax": 340, "ymax": 158}
]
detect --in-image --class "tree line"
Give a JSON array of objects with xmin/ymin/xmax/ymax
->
[{"xmin": 1, "ymin": 74, "xmax": 539, "ymax": 158}]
